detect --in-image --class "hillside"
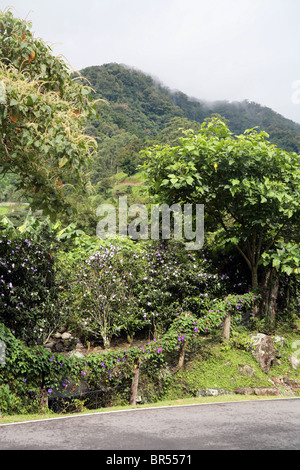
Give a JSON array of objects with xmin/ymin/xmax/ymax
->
[
  {"xmin": 2, "ymin": 62, "xmax": 300, "ymax": 201},
  {"xmin": 80, "ymin": 63, "xmax": 300, "ymax": 184}
]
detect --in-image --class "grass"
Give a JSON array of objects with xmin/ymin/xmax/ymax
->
[
  {"xmin": 1, "ymin": 323, "xmax": 299, "ymax": 426},
  {"xmin": 0, "ymin": 206, "xmax": 9, "ymax": 216},
  {"xmin": 0, "ymin": 204, "xmax": 29, "ymax": 216},
  {"xmin": 0, "ymin": 394, "xmax": 288, "ymax": 425}
]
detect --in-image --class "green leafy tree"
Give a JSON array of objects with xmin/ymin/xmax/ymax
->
[
  {"xmin": 0, "ymin": 9, "xmax": 97, "ymax": 218},
  {"xmin": 142, "ymin": 118, "xmax": 299, "ymax": 319}
]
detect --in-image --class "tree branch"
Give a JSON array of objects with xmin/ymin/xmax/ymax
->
[
  {"xmin": 0, "ymin": 135, "xmax": 12, "ymax": 162},
  {"xmin": 236, "ymin": 244, "xmax": 252, "ymax": 271}
]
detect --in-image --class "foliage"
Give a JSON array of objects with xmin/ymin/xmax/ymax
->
[
  {"xmin": 0, "ymin": 9, "xmax": 97, "ymax": 217},
  {"xmin": 61, "ymin": 239, "xmax": 230, "ymax": 346},
  {"xmin": 142, "ymin": 118, "xmax": 300, "ymax": 296},
  {"xmin": 82, "ymin": 63, "xmax": 300, "ymax": 184},
  {"xmin": 69, "ymin": 243, "xmax": 143, "ymax": 348},
  {"xmin": 133, "ymin": 241, "xmax": 222, "ymax": 335},
  {"xmin": 0, "ymin": 229, "xmax": 60, "ymax": 344}
]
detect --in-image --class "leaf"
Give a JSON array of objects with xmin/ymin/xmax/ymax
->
[
  {"xmin": 272, "ymin": 258, "xmax": 281, "ymax": 268},
  {"xmin": 59, "ymin": 156, "xmax": 69, "ymax": 168},
  {"xmin": 9, "ymin": 98, "xmax": 18, "ymax": 106},
  {"xmin": 283, "ymin": 266, "xmax": 293, "ymax": 275}
]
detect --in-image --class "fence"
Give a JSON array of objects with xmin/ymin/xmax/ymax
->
[{"xmin": 48, "ymin": 389, "xmax": 108, "ymax": 413}]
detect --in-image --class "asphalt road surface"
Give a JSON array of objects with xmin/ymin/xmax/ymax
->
[{"xmin": 0, "ymin": 398, "xmax": 299, "ymax": 451}]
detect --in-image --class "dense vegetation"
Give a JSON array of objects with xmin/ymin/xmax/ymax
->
[
  {"xmin": 0, "ymin": 11, "xmax": 299, "ymax": 417},
  {"xmin": 2, "ymin": 62, "xmax": 300, "ymax": 201}
]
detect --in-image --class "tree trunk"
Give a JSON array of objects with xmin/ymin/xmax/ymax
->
[
  {"xmin": 260, "ymin": 269, "xmax": 272, "ymax": 318},
  {"xmin": 127, "ymin": 333, "xmax": 133, "ymax": 344},
  {"xmin": 129, "ymin": 359, "xmax": 140, "ymax": 405},
  {"xmin": 223, "ymin": 313, "xmax": 231, "ymax": 341},
  {"xmin": 251, "ymin": 265, "xmax": 258, "ymax": 289},
  {"xmin": 40, "ymin": 389, "xmax": 48, "ymax": 410},
  {"xmin": 259, "ymin": 268, "xmax": 280, "ymax": 323},
  {"xmin": 178, "ymin": 342, "xmax": 186, "ymax": 369},
  {"xmin": 101, "ymin": 329, "xmax": 110, "ymax": 349},
  {"xmin": 269, "ymin": 275, "xmax": 279, "ymax": 325}
]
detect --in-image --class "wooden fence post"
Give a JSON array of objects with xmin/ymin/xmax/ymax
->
[
  {"xmin": 129, "ymin": 358, "xmax": 140, "ymax": 406},
  {"xmin": 223, "ymin": 312, "xmax": 231, "ymax": 341}
]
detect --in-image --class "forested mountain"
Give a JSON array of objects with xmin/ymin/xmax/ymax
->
[
  {"xmin": 79, "ymin": 63, "xmax": 300, "ymax": 184},
  {"xmin": 2, "ymin": 62, "xmax": 300, "ymax": 200}
]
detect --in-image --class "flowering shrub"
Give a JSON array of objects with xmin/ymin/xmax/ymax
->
[
  {"xmin": 66, "ymin": 240, "xmax": 228, "ymax": 346},
  {"xmin": 0, "ymin": 233, "xmax": 60, "ymax": 344},
  {"xmin": 70, "ymin": 243, "xmax": 145, "ymax": 348},
  {"xmin": 129, "ymin": 241, "xmax": 230, "ymax": 338}
]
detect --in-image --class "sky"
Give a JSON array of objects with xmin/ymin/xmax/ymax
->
[{"xmin": 2, "ymin": 0, "xmax": 300, "ymax": 124}]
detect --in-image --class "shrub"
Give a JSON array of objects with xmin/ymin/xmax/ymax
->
[{"xmin": 0, "ymin": 231, "xmax": 60, "ymax": 344}]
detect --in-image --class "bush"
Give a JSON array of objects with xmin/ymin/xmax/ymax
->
[{"xmin": 0, "ymin": 231, "xmax": 60, "ymax": 344}]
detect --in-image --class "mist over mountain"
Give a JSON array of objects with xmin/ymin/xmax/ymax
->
[
  {"xmin": 79, "ymin": 63, "xmax": 300, "ymax": 182},
  {"xmin": 1, "ymin": 62, "xmax": 300, "ymax": 201}
]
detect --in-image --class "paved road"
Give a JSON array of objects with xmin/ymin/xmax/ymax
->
[{"xmin": 0, "ymin": 398, "xmax": 299, "ymax": 450}]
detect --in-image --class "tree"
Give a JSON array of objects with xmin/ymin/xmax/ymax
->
[
  {"xmin": 142, "ymin": 117, "xmax": 299, "ymax": 320},
  {"xmin": 0, "ymin": 9, "xmax": 97, "ymax": 218}
]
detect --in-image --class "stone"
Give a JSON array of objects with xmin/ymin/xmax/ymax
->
[
  {"xmin": 272, "ymin": 335, "xmax": 287, "ymax": 347},
  {"xmin": 54, "ymin": 341, "xmax": 64, "ymax": 352},
  {"xmin": 61, "ymin": 332, "xmax": 72, "ymax": 340},
  {"xmin": 44, "ymin": 341, "xmax": 56, "ymax": 350},
  {"xmin": 250, "ymin": 333, "xmax": 276, "ymax": 373},
  {"xmin": 289, "ymin": 353, "xmax": 300, "ymax": 370},
  {"xmin": 66, "ymin": 350, "xmax": 85, "ymax": 358},
  {"xmin": 238, "ymin": 364, "xmax": 256, "ymax": 377},
  {"xmin": 53, "ymin": 332, "xmax": 62, "ymax": 339},
  {"xmin": 196, "ymin": 388, "xmax": 233, "ymax": 397},
  {"xmin": 253, "ymin": 387, "xmax": 280, "ymax": 396},
  {"xmin": 235, "ymin": 387, "xmax": 253, "ymax": 395}
]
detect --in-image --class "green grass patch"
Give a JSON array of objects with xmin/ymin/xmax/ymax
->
[
  {"xmin": 0, "ymin": 206, "xmax": 9, "ymax": 216},
  {"xmin": 162, "ymin": 331, "xmax": 300, "ymax": 401}
]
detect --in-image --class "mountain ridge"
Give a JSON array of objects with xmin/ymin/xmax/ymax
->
[{"xmin": 79, "ymin": 63, "xmax": 300, "ymax": 181}]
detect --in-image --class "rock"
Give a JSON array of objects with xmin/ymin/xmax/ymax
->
[
  {"xmin": 253, "ymin": 387, "xmax": 280, "ymax": 396},
  {"xmin": 235, "ymin": 387, "xmax": 253, "ymax": 395},
  {"xmin": 44, "ymin": 341, "xmax": 56, "ymax": 350},
  {"xmin": 196, "ymin": 388, "xmax": 233, "ymax": 397},
  {"xmin": 238, "ymin": 364, "xmax": 256, "ymax": 377},
  {"xmin": 250, "ymin": 333, "xmax": 276, "ymax": 372},
  {"xmin": 272, "ymin": 335, "xmax": 287, "ymax": 347},
  {"xmin": 66, "ymin": 350, "xmax": 85, "ymax": 358},
  {"xmin": 61, "ymin": 332, "xmax": 72, "ymax": 340},
  {"xmin": 54, "ymin": 341, "xmax": 64, "ymax": 352},
  {"xmin": 289, "ymin": 353, "xmax": 300, "ymax": 370},
  {"xmin": 53, "ymin": 332, "xmax": 62, "ymax": 339}
]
